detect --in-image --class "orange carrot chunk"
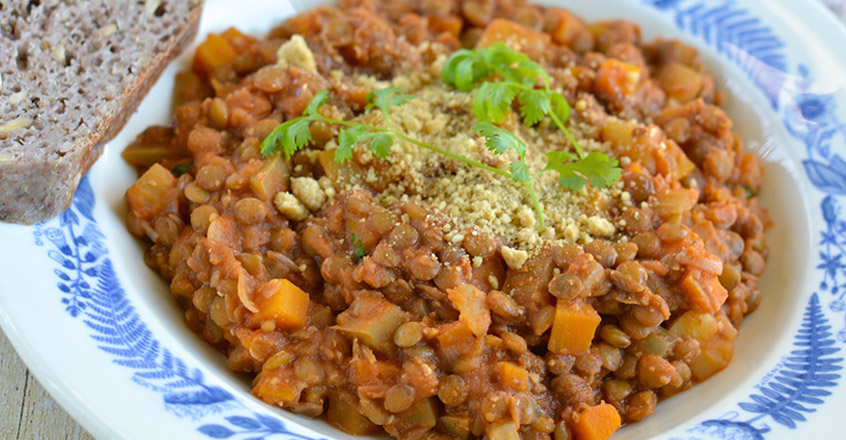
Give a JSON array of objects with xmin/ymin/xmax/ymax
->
[
  {"xmin": 548, "ymin": 299, "xmax": 601, "ymax": 355},
  {"xmin": 253, "ymin": 279, "xmax": 310, "ymax": 329},
  {"xmin": 192, "ymin": 33, "xmax": 237, "ymax": 77},
  {"xmin": 571, "ymin": 402, "xmax": 622, "ymax": 440}
]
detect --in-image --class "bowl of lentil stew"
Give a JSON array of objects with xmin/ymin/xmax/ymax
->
[{"xmin": 1, "ymin": 0, "xmax": 844, "ymax": 439}]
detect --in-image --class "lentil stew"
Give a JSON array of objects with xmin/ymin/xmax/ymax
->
[{"xmin": 123, "ymin": 1, "xmax": 770, "ymax": 439}]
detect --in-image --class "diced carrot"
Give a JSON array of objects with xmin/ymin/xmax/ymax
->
[
  {"xmin": 253, "ymin": 279, "xmax": 310, "ymax": 329},
  {"xmin": 447, "ymin": 284, "xmax": 491, "ymax": 337},
  {"xmin": 477, "ymin": 19, "xmax": 551, "ymax": 60},
  {"xmin": 192, "ymin": 33, "xmax": 238, "ymax": 77},
  {"xmin": 595, "ymin": 58, "xmax": 641, "ymax": 98},
  {"xmin": 428, "ymin": 15, "xmax": 463, "ymax": 38},
  {"xmin": 495, "ymin": 361, "xmax": 530, "ymax": 391},
  {"xmin": 571, "ymin": 402, "xmax": 622, "ymax": 440},
  {"xmin": 436, "ymin": 320, "xmax": 477, "ymax": 365},
  {"xmin": 253, "ymin": 366, "xmax": 304, "ymax": 405},
  {"xmin": 221, "ymin": 27, "xmax": 256, "ymax": 54},
  {"xmin": 548, "ymin": 8, "xmax": 593, "ymax": 51},
  {"xmin": 126, "ymin": 163, "xmax": 177, "ymax": 218},
  {"xmin": 548, "ymin": 299, "xmax": 601, "ymax": 355}
]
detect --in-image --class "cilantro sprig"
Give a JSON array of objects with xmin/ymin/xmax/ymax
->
[{"xmin": 261, "ymin": 45, "xmax": 621, "ymax": 232}]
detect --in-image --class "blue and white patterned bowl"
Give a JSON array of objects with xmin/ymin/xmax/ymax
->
[{"xmin": 1, "ymin": 0, "xmax": 844, "ymax": 438}]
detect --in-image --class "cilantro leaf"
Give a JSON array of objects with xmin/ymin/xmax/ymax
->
[
  {"xmin": 545, "ymin": 151, "xmax": 621, "ymax": 190},
  {"xmin": 473, "ymin": 82, "xmax": 519, "ymax": 123},
  {"xmin": 473, "ymin": 121, "xmax": 527, "ymax": 159},
  {"xmin": 484, "ymin": 42, "xmax": 529, "ymax": 73},
  {"xmin": 442, "ymin": 49, "xmax": 475, "ymax": 86},
  {"xmin": 261, "ymin": 117, "xmax": 314, "ymax": 159},
  {"xmin": 366, "ymin": 87, "xmax": 415, "ymax": 112},
  {"xmin": 518, "ymin": 89, "xmax": 551, "ymax": 126},
  {"xmin": 509, "ymin": 160, "xmax": 531, "ymax": 183},
  {"xmin": 455, "ymin": 57, "xmax": 478, "ymax": 92},
  {"xmin": 336, "ymin": 126, "xmax": 377, "ymax": 162},
  {"xmin": 550, "ymin": 93, "xmax": 570, "ymax": 125},
  {"xmin": 304, "ymin": 89, "xmax": 329, "ymax": 117},
  {"xmin": 368, "ymin": 134, "xmax": 393, "ymax": 159}
]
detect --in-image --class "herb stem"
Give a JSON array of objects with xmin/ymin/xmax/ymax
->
[
  {"xmin": 317, "ymin": 115, "xmax": 514, "ymax": 180},
  {"xmin": 547, "ymin": 110, "xmax": 585, "ymax": 159},
  {"xmin": 524, "ymin": 182, "xmax": 546, "ymax": 231}
]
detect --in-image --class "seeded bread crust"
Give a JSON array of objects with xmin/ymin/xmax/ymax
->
[{"xmin": 0, "ymin": 0, "xmax": 202, "ymax": 224}]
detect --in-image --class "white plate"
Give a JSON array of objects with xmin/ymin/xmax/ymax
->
[{"xmin": 1, "ymin": 0, "xmax": 845, "ymax": 438}]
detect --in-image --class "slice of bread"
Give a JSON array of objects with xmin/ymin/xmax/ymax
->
[{"xmin": 0, "ymin": 0, "xmax": 202, "ymax": 224}]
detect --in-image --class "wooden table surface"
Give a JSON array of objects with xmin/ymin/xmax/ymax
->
[{"xmin": 1, "ymin": 1, "xmax": 843, "ymax": 439}]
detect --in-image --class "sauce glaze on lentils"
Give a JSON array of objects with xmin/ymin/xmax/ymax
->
[{"xmin": 123, "ymin": 1, "xmax": 770, "ymax": 439}]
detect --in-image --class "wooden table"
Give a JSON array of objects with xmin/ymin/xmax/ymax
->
[{"xmin": 1, "ymin": 1, "xmax": 843, "ymax": 438}]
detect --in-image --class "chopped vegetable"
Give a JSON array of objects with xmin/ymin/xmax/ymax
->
[
  {"xmin": 437, "ymin": 416, "xmax": 472, "ymax": 440},
  {"xmin": 447, "ymin": 284, "xmax": 491, "ymax": 337},
  {"xmin": 328, "ymin": 391, "xmax": 380, "ymax": 435},
  {"xmin": 253, "ymin": 279, "xmax": 310, "ymax": 329},
  {"xmin": 669, "ymin": 310, "xmax": 737, "ymax": 380},
  {"xmin": 192, "ymin": 33, "xmax": 237, "ymax": 77},
  {"xmin": 548, "ymin": 299, "xmax": 601, "ymax": 355},
  {"xmin": 486, "ymin": 420, "xmax": 520, "ymax": 440},
  {"xmin": 495, "ymin": 361, "xmax": 530, "ymax": 391},
  {"xmin": 595, "ymin": 58, "xmax": 642, "ymax": 97},
  {"xmin": 126, "ymin": 163, "xmax": 177, "ymax": 218},
  {"xmin": 249, "ymin": 155, "xmax": 290, "ymax": 200},
  {"xmin": 571, "ymin": 402, "xmax": 622, "ymax": 440},
  {"xmin": 334, "ymin": 294, "xmax": 406, "ymax": 354},
  {"xmin": 351, "ymin": 233, "xmax": 367, "ymax": 262}
]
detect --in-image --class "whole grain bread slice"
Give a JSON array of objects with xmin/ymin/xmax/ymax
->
[{"xmin": 0, "ymin": 0, "xmax": 202, "ymax": 224}]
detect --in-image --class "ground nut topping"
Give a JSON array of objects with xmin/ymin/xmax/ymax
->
[{"xmin": 124, "ymin": 2, "xmax": 770, "ymax": 439}]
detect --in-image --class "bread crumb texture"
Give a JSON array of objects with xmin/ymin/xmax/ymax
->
[{"xmin": 327, "ymin": 67, "xmax": 631, "ymax": 253}]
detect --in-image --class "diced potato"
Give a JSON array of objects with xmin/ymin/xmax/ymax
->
[
  {"xmin": 438, "ymin": 416, "xmax": 471, "ymax": 440},
  {"xmin": 653, "ymin": 188, "xmax": 699, "ymax": 219},
  {"xmin": 495, "ymin": 361, "xmax": 530, "ymax": 391},
  {"xmin": 571, "ymin": 402, "xmax": 622, "ymax": 440},
  {"xmin": 477, "ymin": 19, "xmax": 551, "ymax": 60},
  {"xmin": 250, "ymin": 155, "xmax": 291, "ymax": 200},
  {"xmin": 253, "ymin": 279, "xmax": 310, "ymax": 329},
  {"xmin": 486, "ymin": 420, "xmax": 520, "ymax": 440},
  {"xmin": 126, "ymin": 163, "xmax": 177, "ymax": 218},
  {"xmin": 548, "ymin": 299, "xmax": 601, "ymax": 355},
  {"xmin": 595, "ymin": 59, "xmax": 641, "ymax": 98},
  {"xmin": 317, "ymin": 150, "xmax": 360, "ymax": 185},
  {"xmin": 669, "ymin": 310, "xmax": 736, "ymax": 380},
  {"xmin": 657, "ymin": 62, "xmax": 703, "ymax": 103},
  {"xmin": 328, "ymin": 391, "xmax": 380, "ymax": 435},
  {"xmin": 447, "ymin": 284, "xmax": 491, "ymax": 337},
  {"xmin": 600, "ymin": 118, "xmax": 636, "ymax": 148},
  {"xmin": 192, "ymin": 33, "xmax": 237, "ymax": 77},
  {"xmin": 334, "ymin": 295, "xmax": 406, "ymax": 354},
  {"xmin": 399, "ymin": 397, "xmax": 438, "ymax": 431}
]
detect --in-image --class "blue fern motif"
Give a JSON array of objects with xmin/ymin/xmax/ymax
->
[
  {"xmin": 197, "ymin": 414, "xmax": 329, "ymax": 440},
  {"xmin": 85, "ymin": 259, "xmax": 237, "ymax": 419},
  {"xmin": 35, "ymin": 177, "xmax": 319, "ymax": 438},
  {"xmin": 645, "ymin": 0, "xmax": 787, "ymax": 107},
  {"xmin": 734, "ymin": 294, "xmax": 842, "ymax": 428}
]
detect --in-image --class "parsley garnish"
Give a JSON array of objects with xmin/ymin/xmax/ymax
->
[
  {"xmin": 351, "ymin": 233, "xmax": 367, "ymax": 262},
  {"xmin": 261, "ymin": 45, "xmax": 622, "ymax": 231}
]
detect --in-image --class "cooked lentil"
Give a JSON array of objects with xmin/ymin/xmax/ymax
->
[{"xmin": 124, "ymin": 1, "xmax": 770, "ymax": 439}]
